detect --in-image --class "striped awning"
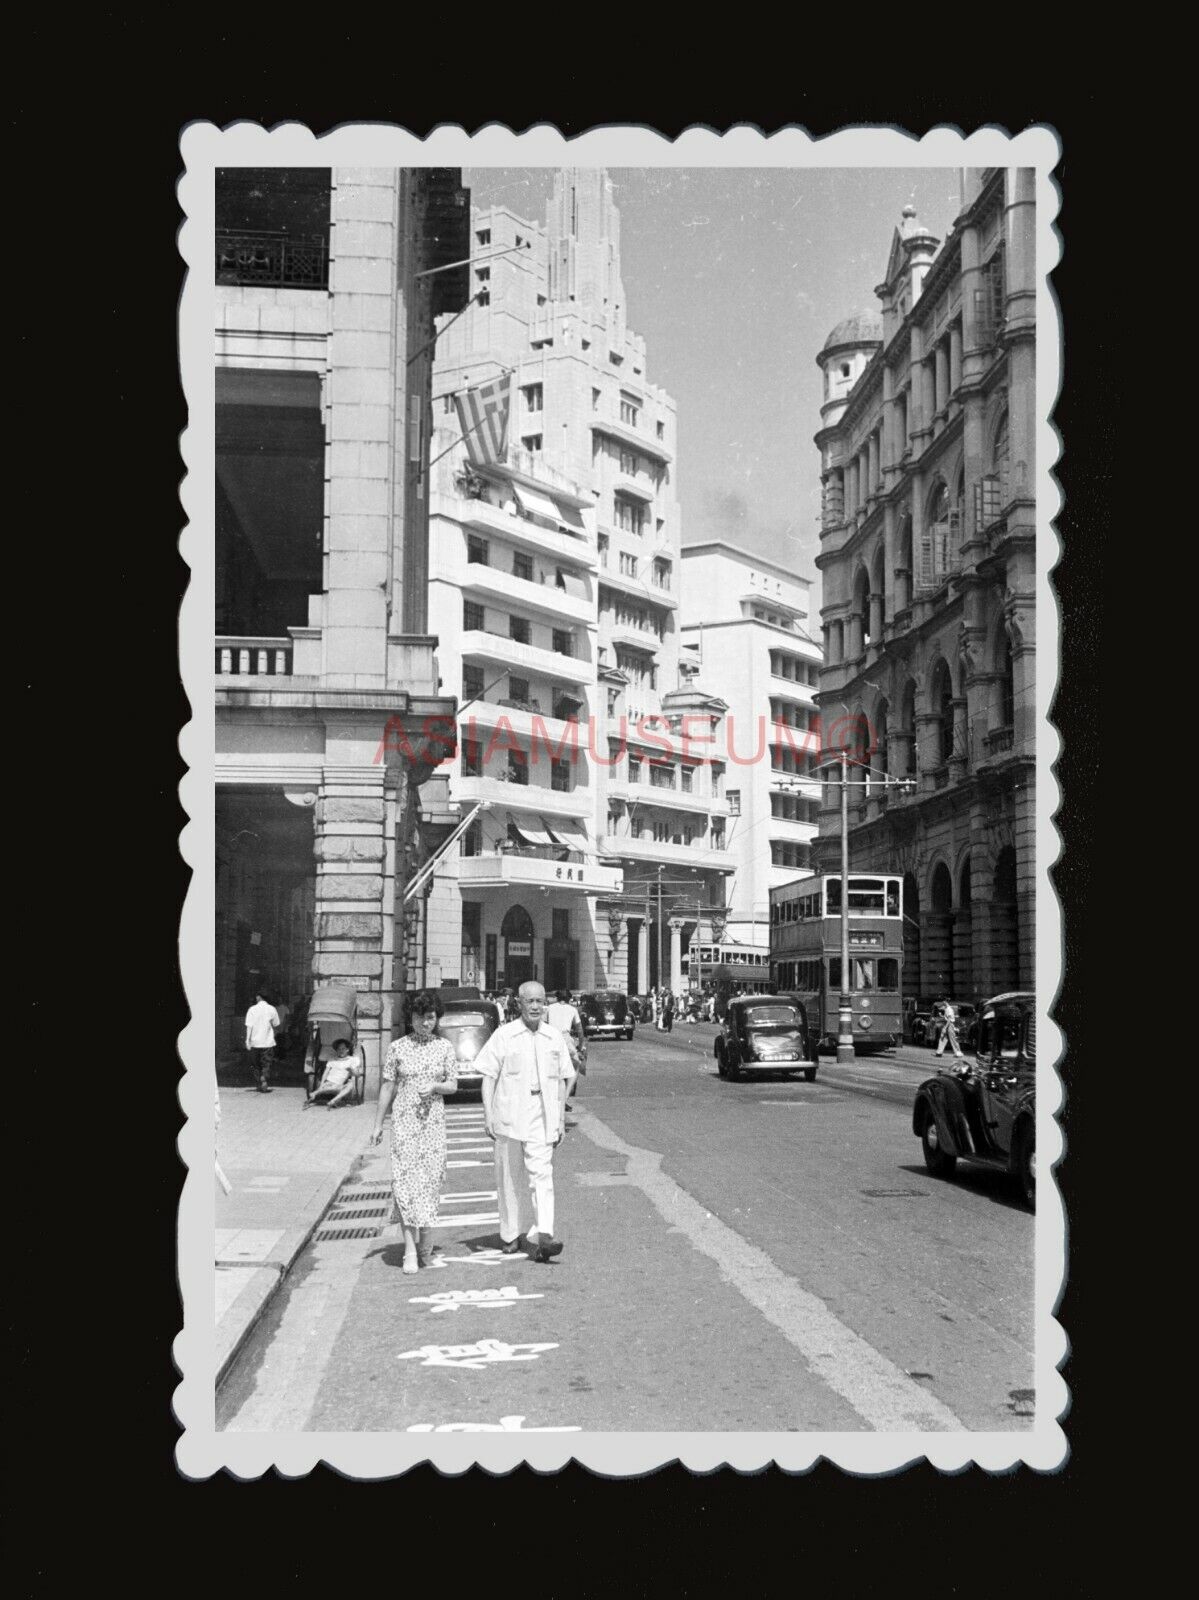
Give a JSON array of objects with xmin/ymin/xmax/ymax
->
[
  {"xmin": 547, "ymin": 819, "xmax": 590, "ymax": 852},
  {"xmin": 507, "ymin": 813, "xmax": 556, "ymax": 848},
  {"xmin": 513, "ymin": 483, "xmax": 564, "ymax": 526}
]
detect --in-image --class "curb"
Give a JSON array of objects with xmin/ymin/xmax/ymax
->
[{"xmin": 216, "ymin": 1157, "xmax": 364, "ymax": 1391}]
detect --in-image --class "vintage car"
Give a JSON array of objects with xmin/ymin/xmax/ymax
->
[
  {"xmin": 578, "ymin": 990, "xmax": 635, "ymax": 1041},
  {"xmin": 435, "ymin": 989, "xmax": 503, "ymax": 1093},
  {"xmin": 912, "ymin": 991, "xmax": 1036, "ymax": 1208},
  {"xmin": 715, "ymin": 995, "xmax": 817, "ymax": 1082}
]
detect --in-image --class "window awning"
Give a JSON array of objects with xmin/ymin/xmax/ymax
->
[
  {"xmin": 547, "ymin": 819, "xmax": 590, "ymax": 852},
  {"xmin": 507, "ymin": 813, "xmax": 556, "ymax": 848},
  {"xmin": 513, "ymin": 483, "xmax": 565, "ymax": 526},
  {"xmin": 556, "ymin": 502, "xmax": 587, "ymax": 533}
]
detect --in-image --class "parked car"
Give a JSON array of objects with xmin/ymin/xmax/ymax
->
[
  {"xmin": 912, "ymin": 991, "xmax": 1036, "ymax": 1208},
  {"xmin": 436, "ymin": 990, "xmax": 503, "ymax": 1094},
  {"xmin": 927, "ymin": 1000, "xmax": 980, "ymax": 1052},
  {"xmin": 715, "ymin": 995, "xmax": 817, "ymax": 1082},
  {"xmin": 578, "ymin": 990, "xmax": 635, "ymax": 1041}
]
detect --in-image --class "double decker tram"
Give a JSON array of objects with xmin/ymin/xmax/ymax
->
[
  {"xmin": 769, "ymin": 874, "xmax": 903, "ymax": 1054},
  {"xmin": 683, "ymin": 942, "xmax": 773, "ymax": 996}
]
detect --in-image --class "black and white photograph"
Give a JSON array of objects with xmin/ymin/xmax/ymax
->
[{"xmin": 176, "ymin": 123, "xmax": 1063, "ymax": 1476}]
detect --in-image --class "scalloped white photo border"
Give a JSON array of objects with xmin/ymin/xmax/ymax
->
[{"xmin": 176, "ymin": 120, "xmax": 1065, "ymax": 1478}]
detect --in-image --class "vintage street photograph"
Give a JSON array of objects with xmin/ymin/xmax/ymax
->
[{"xmin": 177, "ymin": 124, "xmax": 1063, "ymax": 1475}]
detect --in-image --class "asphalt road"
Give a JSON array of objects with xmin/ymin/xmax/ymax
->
[{"xmin": 218, "ymin": 1023, "xmax": 1034, "ymax": 1434}]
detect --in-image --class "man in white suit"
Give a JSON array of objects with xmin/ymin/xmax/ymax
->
[{"xmin": 476, "ymin": 980, "xmax": 569, "ymax": 1263}]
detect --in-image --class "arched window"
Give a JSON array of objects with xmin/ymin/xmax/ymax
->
[
  {"xmin": 930, "ymin": 658, "xmax": 954, "ymax": 764},
  {"xmin": 929, "ymin": 480, "xmax": 951, "ymax": 526},
  {"xmin": 871, "ymin": 545, "xmax": 887, "ymax": 629},
  {"xmin": 992, "ymin": 410, "xmax": 1009, "ymax": 494},
  {"xmin": 1000, "ymin": 632, "xmax": 1015, "ymax": 728},
  {"xmin": 852, "ymin": 566, "xmax": 871, "ymax": 652}
]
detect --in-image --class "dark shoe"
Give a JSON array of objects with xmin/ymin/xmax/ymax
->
[
  {"xmin": 533, "ymin": 1234, "xmax": 563, "ymax": 1263},
  {"xmin": 499, "ymin": 1236, "xmax": 524, "ymax": 1255},
  {"xmin": 261, "ymin": 1084, "xmax": 273, "ymax": 1093}
]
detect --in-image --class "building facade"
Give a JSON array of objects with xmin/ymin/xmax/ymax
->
[
  {"xmin": 214, "ymin": 166, "xmax": 469, "ymax": 1091},
  {"xmin": 680, "ymin": 541, "xmax": 823, "ymax": 950},
  {"xmin": 425, "ymin": 169, "xmax": 733, "ymax": 997},
  {"xmin": 814, "ymin": 168, "xmax": 1036, "ymax": 1005}
]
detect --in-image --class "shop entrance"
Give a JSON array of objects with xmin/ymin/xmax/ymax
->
[
  {"xmin": 501, "ymin": 904, "xmax": 536, "ymax": 990},
  {"xmin": 216, "ymin": 787, "xmax": 315, "ymax": 1066}
]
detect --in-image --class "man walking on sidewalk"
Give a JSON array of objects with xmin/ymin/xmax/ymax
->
[
  {"xmin": 476, "ymin": 981, "xmax": 570, "ymax": 1264},
  {"xmin": 934, "ymin": 998, "xmax": 965, "ymax": 1060},
  {"xmin": 245, "ymin": 989, "xmax": 281, "ymax": 1092}
]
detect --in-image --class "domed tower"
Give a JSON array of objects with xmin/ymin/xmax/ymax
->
[{"xmin": 816, "ymin": 310, "xmax": 883, "ymax": 431}]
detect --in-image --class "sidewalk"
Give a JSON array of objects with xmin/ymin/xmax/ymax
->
[{"xmin": 215, "ymin": 1083, "xmax": 374, "ymax": 1385}]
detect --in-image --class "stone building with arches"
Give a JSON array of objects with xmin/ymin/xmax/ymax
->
[{"xmin": 813, "ymin": 169, "xmax": 1036, "ymax": 1004}]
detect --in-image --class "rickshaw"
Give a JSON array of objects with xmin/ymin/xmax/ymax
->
[{"xmin": 302, "ymin": 983, "xmax": 363, "ymax": 1104}]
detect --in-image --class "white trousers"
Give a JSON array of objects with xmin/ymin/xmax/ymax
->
[{"xmin": 494, "ymin": 1135, "xmax": 555, "ymax": 1242}]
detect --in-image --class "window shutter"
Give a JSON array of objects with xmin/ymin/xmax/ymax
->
[
  {"xmin": 948, "ymin": 508, "xmax": 962, "ymax": 566},
  {"xmin": 917, "ymin": 528, "xmax": 934, "ymax": 591}
]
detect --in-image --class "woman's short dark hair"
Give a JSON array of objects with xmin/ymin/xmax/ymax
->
[{"xmin": 407, "ymin": 989, "xmax": 443, "ymax": 1022}]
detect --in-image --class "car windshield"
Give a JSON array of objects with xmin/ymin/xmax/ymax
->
[
  {"xmin": 741, "ymin": 1004, "xmax": 801, "ymax": 1027},
  {"xmin": 441, "ymin": 1012, "xmax": 488, "ymax": 1029}
]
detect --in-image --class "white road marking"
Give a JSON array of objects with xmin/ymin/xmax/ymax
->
[
  {"xmin": 440, "ymin": 1190, "xmax": 499, "ymax": 1201},
  {"xmin": 446, "ymin": 1160, "xmax": 490, "ymax": 1169},
  {"xmin": 396, "ymin": 1338, "xmax": 558, "ymax": 1369},
  {"xmin": 407, "ymin": 1416, "xmax": 580, "ymax": 1432},
  {"xmin": 426, "ymin": 1212, "xmax": 500, "ymax": 1228},
  {"xmin": 408, "ymin": 1286, "xmax": 544, "ymax": 1314},
  {"xmin": 577, "ymin": 1110, "xmax": 966, "ymax": 1432}
]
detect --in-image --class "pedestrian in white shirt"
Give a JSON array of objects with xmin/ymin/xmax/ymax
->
[
  {"xmin": 475, "ymin": 981, "xmax": 570, "ymax": 1263},
  {"xmin": 934, "ymin": 999, "xmax": 965, "ymax": 1060},
  {"xmin": 244, "ymin": 990, "xmax": 281, "ymax": 1093},
  {"xmin": 546, "ymin": 988, "xmax": 585, "ymax": 1111}
]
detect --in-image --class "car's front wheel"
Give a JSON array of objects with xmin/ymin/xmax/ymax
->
[
  {"xmin": 921, "ymin": 1107, "xmax": 956, "ymax": 1178},
  {"xmin": 803, "ymin": 1067, "xmax": 817, "ymax": 1082},
  {"xmin": 715, "ymin": 1042, "xmax": 727, "ymax": 1079}
]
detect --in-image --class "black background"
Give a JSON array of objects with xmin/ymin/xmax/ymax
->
[{"xmin": 15, "ymin": 68, "xmax": 1110, "ymax": 1585}]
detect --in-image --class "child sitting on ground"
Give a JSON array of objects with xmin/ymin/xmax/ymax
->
[{"xmin": 304, "ymin": 1038, "xmax": 360, "ymax": 1109}]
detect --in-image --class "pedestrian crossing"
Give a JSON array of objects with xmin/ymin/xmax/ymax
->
[{"xmin": 438, "ymin": 1106, "xmax": 498, "ymax": 1230}]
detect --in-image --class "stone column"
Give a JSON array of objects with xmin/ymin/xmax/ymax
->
[
  {"xmin": 669, "ymin": 921, "xmax": 684, "ymax": 993},
  {"xmin": 934, "ymin": 343, "xmax": 949, "ymax": 421},
  {"xmin": 867, "ymin": 432, "xmax": 879, "ymax": 498},
  {"xmin": 636, "ymin": 916, "xmax": 650, "ymax": 993},
  {"xmin": 916, "ymin": 710, "xmax": 941, "ymax": 792},
  {"xmin": 950, "ymin": 696, "xmax": 969, "ymax": 778},
  {"xmin": 949, "ymin": 322, "xmax": 963, "ymax": 397},
  {"xmin": 868, "ymin": 590, "xmax": 884, "ymax": 644},
  {"xmin": 313, "ymin": 765, "xmax": 388, "ymax": 1095}
]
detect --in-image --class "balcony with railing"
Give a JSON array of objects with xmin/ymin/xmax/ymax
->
[
  {"xmin": 216, "ymin": 637, "xmax": 295, "ymax": 678},
  {"xmin": 459, "ymin": 850, "xmax": 622, "ymax": 894},
  {"xmin": 598, "ymin": 832, "xmax": 734, "ymax": 871},
  {"xmin": 460, "ymin": 560, "xmax": 594, "ymax": 626},
  {"xmin": 982, "ymin": 725, "xmax": 1015, "ymax": 758},
  {"xmin": 454, "ymin": 774, "xmax": 593, "ymax": 819},
  {"xmin": 215, "ymin": 230, "xmax": 329, "ymax": 290},
  {"xmin": 460, "ymin": 629, "xmax": 596, "ymax": 686}
]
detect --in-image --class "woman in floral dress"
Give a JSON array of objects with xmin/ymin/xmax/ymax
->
[{"xmin": 370, "ymin": 990, "xmax": 458, "ymax": 1273}]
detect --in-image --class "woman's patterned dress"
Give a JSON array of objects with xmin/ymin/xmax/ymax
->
[{"xmin": 383, "ymin": 1033, "xmax": 457, "ymax": 1228}]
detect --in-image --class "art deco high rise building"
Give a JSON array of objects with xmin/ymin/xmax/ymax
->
[{"xmin": 426, "ymin": 169, "xmax": 732, "ymax": 996}]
